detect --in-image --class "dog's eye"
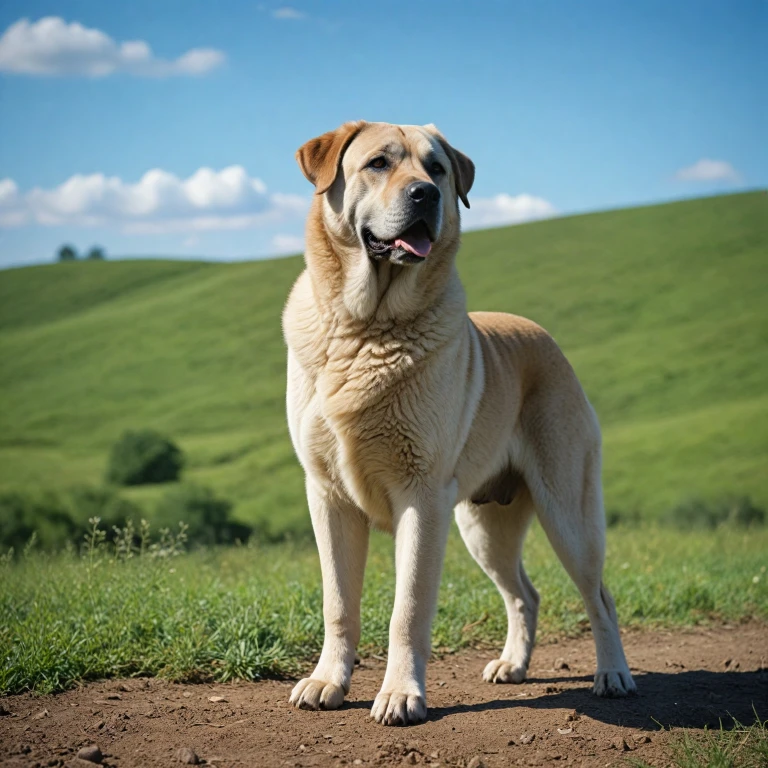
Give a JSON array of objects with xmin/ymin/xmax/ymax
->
[
  {"xmin": 368, "ymin": 157, "xmax": 388, "ymax": 170},
  {"xmin": 430, "ymin": 161, "xmax": 445, "ymax": 175}
]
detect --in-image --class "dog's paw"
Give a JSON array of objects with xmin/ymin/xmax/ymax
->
[
  {"xmin": 592, "ymin": 669, "xmax": 637, "ymax": 698},
  {"xmin": 482, "ymin": 659, "xmax": 527, "ymax": 684},
  {"xmin": 371, "ymin": 691, "xmax": 427, "ymax": 726},
  {"xmin": 289, "ymin": 678, "xmax": 345, "ymax": 710}
]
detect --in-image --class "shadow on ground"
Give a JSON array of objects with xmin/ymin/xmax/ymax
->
[
  {"xmin": 341, "ymin": 669, "xmax": 767, "ymax": 730},
  {"xmin": 423, "ymin": 668, "xmax": 768, "ymax": 729}
]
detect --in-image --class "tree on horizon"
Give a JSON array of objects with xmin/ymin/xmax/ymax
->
[{"xmin": 57, "ymin": 245, "xmax": 77, "ymax": 262}]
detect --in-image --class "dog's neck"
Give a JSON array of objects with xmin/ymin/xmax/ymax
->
[{"xmin": 304, "ymin": 196, "xmax": 464, "ymax": 327}]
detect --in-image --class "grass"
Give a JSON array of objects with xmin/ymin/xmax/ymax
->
[
  {"xmin": 631, "ymin": 714, "xmax": 768, "ymax": 768},
  {"xmin": 0, "ymin": 192, "xmax": 766, "ymax": 535},
  {"xmin": 1, "ymin": 520, "xmax": 766, "ymax": 696}
]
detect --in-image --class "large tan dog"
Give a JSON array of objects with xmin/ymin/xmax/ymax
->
[{"xmin": 282, "ymin": 121, "xmax": 636, "ymax": 726}]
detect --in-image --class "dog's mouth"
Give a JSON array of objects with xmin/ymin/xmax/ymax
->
[{"xmin": 363, "ymin": 220, "xmax": 434, "ymax": 264}]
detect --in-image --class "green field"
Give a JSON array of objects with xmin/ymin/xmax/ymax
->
[
  {"xmin": 1, "ymin": 191, "xmax": 766, "ymax": 537},
  {"xmin": 2, "ymin": 521, "xmax": 766, "ymax": 695}
]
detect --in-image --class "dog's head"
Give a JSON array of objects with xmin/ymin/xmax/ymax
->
[{"xmin": 297, "ymin": 121, "xmax": 474, "ymax": 268}]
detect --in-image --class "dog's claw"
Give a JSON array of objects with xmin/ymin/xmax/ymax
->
[
  {"xmin": 482, "ymin": 659, "xmax": 527, "ymax": 684},
  {"xmin": 593, "ymin": 669, "xmax": 637, "ymax": 697},
  {"xmin": 289, "ymin": 678, "xmax": 345, "ymax": 710},
  {"xmin": 371, "ymin": 691, "xmax": 426, "ymax": 726}
]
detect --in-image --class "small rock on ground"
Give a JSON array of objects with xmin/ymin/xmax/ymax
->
[
  {"xmin": 176, "ymin": 746, "xmax": 200, "ymax": 765},
  {"xmin": 76, "ymin": 745, "xmax": 103, "ymax": 764},
  {"xmin": 612, "ymin": 736, "xmax": 631, "ymax": 751}
]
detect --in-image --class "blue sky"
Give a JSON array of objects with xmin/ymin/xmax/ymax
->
[{"xmin": 0, "ymin": 0, "xmax": 765, "ymax": 268}]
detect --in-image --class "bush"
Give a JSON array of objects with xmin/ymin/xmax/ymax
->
[
  {"xmin": 723, "ymin": 496, "xmax": 765, "ymax": 527},
  {"xmin": 106, "ymin": 430, "xmax": 184, "ymax": 486},
  {"xmin": 63, "ymin": 486, "xmax": 143, "ymax": 532},
  {"xmin": 0, "ymin": 491, "xmax": 75, "ymax": 552},
  {"xmin": 605, "ymin": 508, "xmax": 641, "ymax": 527},
  {"xmin": 0, "ymin": 487, "xmax": 144, "ymax": 553},
  {"xmin": 0, "ymin": 482, "xmax": 248, "ymax": 554},
  {"xmin": 154, "ymin": 484, "xmax": 251, "ymax": 546},
  {"xmin": 86, "ymin": 246, "xmax": 106, "ymax": 261},
  {"xmin": 663, "ymin": 496, "xmax": 766, "ymax": 530}
]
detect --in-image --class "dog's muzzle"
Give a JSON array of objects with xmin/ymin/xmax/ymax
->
[{"xmin": 363, "ymin": 182, "xmax": 441, "ymax": 265}]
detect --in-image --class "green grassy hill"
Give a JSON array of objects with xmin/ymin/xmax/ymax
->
[{"xmin": 1, "ymin": 192, "xmax": 766, "ymax": 537}]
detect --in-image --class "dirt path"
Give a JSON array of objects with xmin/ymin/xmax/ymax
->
[{"xmin": 1, "ymin": 624, "xmax": 766, "ymax": 768}]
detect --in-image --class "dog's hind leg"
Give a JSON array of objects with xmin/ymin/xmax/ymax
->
[
  {"xmin": 455, "ymin": 490, "xmax": 539, "ymax": 684},
  {"xmin": 524, "ymin": 420, "xmax": 636, "ymax": 698}
]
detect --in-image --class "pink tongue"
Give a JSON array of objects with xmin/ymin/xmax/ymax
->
[{"xmin": 394, "ymin": 233, "xmax": 432, "ymax": 257}]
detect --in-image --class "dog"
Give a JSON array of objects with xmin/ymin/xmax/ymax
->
[{"xmin": 282, "ymin": 121, "xmax": 636, "ymax": 726}]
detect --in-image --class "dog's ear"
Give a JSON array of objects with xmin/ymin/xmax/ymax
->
[
  {"xmin": 296, "ymin": 121, "xmax": 367, "ymax": 195},
  {"xmin": 424, "ymin": 124, "xmax": 475, "ymax": 209}
]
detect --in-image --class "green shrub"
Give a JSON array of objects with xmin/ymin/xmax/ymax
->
[
  {"xmin": 725, "ymin": 496, "xmax": 766, "ymax": 527},
  {"xmin": 605, "ymin": 508, "xmax": 641, "ymax": 527},
  {"xmin": 153, "ymin": 484, "xmax": 251, "ymax": 546},
  {"xmin": 63, "ymin": 486, "xmax": 143, "ymax": 532},
  {"xmin": 0, "ymin": 491, "xmax": 75, "ymax": 552},
  {"xmin": 0, "ymin": 487, "xmax": 144, "ymax": 553},
  {"xmin": 106, "ymin": 429, "xmax": 184, "ymax": 486},
  {"xmin": 663, "ymin": 496, "xmax": 766, "ymax": 530},
  {"xmin": 0, "ymin": 482, "xmax": 247, "ymax": 554}
]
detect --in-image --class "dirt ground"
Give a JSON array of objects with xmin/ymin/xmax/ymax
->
[{"xmin": 1, "ymin": 624, "xmax": 766, "ymax": 768}]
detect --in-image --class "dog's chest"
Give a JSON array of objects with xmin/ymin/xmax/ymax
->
[{"xmin": 315, "ymin": 334, "xmax": 442, "ymax": 525}]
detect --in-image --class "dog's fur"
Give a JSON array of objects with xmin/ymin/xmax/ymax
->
[{"xmin": 282, "ymin": 121, "xmax": 636, "ymax": 726}]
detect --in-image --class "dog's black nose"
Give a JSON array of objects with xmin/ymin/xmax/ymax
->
[{"xmin": 407, "ymin": 181, "xmax": 440, "ymax": 204}]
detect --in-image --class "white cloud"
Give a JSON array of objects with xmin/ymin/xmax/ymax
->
[
  {"xmin": 271, "ymin": 234, "xmax": 305, "ymax": 254},
  {"xmin": 462, "ymin": 193, "xmax": 557, "ymax": 230},
  {"xmin": 0, "ymin": 17, "xmax": 225, "ymax": 77},
  {"xmin": 272, "ymin": 7, "xmax": 306, "ymax": 20},
  {"xmin": 2, "ymin": 170, "xmax": 556, "ymax": 240},
  {"xmin": 0, "ymin": 167, "xmax": 310, "ymax": 234},
  {"xmin": 674, "ymin": 159, "xmax": 741, "ymax": 183},
  {"xmin": 0, "ymin": 178, "xmax": 27, "ymax": 227}
]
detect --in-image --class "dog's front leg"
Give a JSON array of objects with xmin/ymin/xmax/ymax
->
[
  {"xmin": 371, "ymin": 483, "xmax": 455, "ymax": 725},
  {"xmin": 290, "ymin": 480, "xmax": 369, "ymax": 710}
]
